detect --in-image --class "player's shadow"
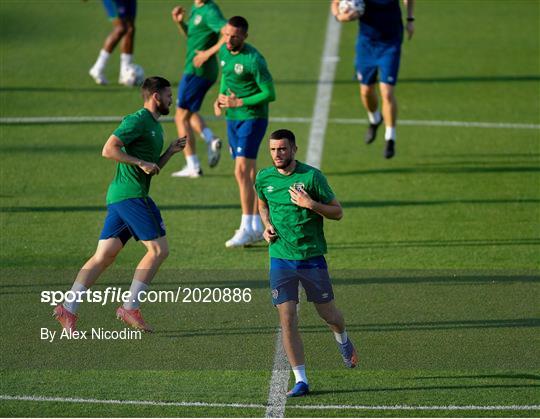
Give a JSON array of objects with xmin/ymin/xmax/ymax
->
[
  {"xmin": 410, "ymin": 373, "xmax": 540, "ymax": 381},
  {"xmin": 307, "ymin": 382, "xmax": 540, "ymax": 397},
  {"xmin": 273, "ymin": 74, "xmax": 540, "ymax": 85},
  {"xmin": 337, "ymin": 198, "xmax": 540, "ymax": 208},
  {"xmin": 325, "ymin": 166, "xmax": 540, "ymax": 176}
]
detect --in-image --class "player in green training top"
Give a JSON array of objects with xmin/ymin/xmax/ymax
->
[
  {"xmin": 255, "ymin": 129, "xmax": 358, "ymax": 398},
  {"xmin": 53, "ymin": 77, "xmax": 186, "ymax": 333},
  {"xmin": 214, "ymin": 16, "xmax": 276, "ymax": 248},
  {"xmin": 170, "ymin": 1, "xmax": 227, "ymax": 178}
]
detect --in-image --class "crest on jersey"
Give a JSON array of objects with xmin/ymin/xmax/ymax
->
[
  {"xmin": 292, "ymin": 182, "xmax": 305, "ymax": 192},
  {"xmin": 194, "ymin": 15, "xmax": 202, "ymax": 25},
  {"xmin": 234, "ymin": 63, "xmax": 244, "ymax": 74}
]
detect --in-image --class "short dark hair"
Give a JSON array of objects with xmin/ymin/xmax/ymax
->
[
  {"xmin": 269, "ymin": 129, "xmax": 296, "ymax": 146},
  {"xmin": 228, "ymin": 16, "xmax": 248, "ymax": 33},
  {"xmin": 141, "ymin": 76, "xmax": 171, "ymax": 100}
]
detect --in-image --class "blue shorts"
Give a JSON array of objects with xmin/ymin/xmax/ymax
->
[
  {"xmin": 227, "ymin": 119, "xmax": 268, "ymax": 159},
  {"xmin": 269, "ymin": 256, "xmax": 334, "ymax": 305},
  {"xmin": 99, "ymin": 197, "xmax": 165, "ymax": 244},
  {"xmin": 177, "ymin": 74, "xmax": 215, "ymax": 113},
  {"xmin": 103, "ymin": 0, "xmax": 137, "ymax": 20},
  {"xmin": 355, "ymin": 37, "xmax": 402, "ymax": 85}
]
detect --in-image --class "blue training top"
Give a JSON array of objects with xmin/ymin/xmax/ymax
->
[{"xmin": 359, "ymin": 0, "xmax": 403, "ymax": 43}]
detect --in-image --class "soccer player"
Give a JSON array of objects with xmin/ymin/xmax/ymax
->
[
  {"xmin": 332, "ymin": 0, "xmax": 415, "ymax": 159},
  {"xmin": 88, "ymin": 0, "xmax": 142, "ymax": 86},
  {"xmin": 53, "ymin": 77, "xmax": 186, "ymax": 333},
  {"xmin": 255, "ymin": 129, "xmax": 358, "ymax": 397},
  {"xmin": 170, "ymin": 1, "xmax": 226, "ymax": 178},
  {"xmin": 214, "ymin": 16, "xmax": 276, "ymax": 247}
]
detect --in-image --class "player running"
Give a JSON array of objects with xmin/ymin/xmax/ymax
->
[
  {"xmin": 53, "ymin": 77, "xmax": 186, "ymax": 333},
  {"xmin": 255, "ymin": 129, "xmax": 358, "ymax": 397},
  {"xmin": 214, "ymin": 16, "xmax": 276, "ymax": 247},
  {"xmin": 332, "ymin": 0, "xmax": 415, "ymax": 158},
  {"xmin": 88, "ymin": 0, "xmax": 143, "ymax": 86},
  {"xmin": 170, "ymin": 1, "xmax": 227, "ymax": 178}
]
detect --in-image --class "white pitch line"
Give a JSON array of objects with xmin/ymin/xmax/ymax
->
[
  {"xmin": 1, "ymin": 115, "xmax": 538, "ymax": 130},
  {"xmin": 264, "ymin": 329, "xmax": 290, "ymax": 418},
  {"xmin": 1, "ymin": 395, "xmax": 538, "ymax": 412},
  {"xmin": 305, "ymin": 13, "xmax": 342, "ymax": 169}
]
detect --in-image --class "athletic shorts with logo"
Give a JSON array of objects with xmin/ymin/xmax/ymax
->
[
  {"xmin": 99, "ymin": 197, "xmax": 166, "ymax": 244},
  {"xmin": 226, "ymin": 118, "xmax": 268, "ymax": 159},
  {"xmin": 269, "ymin": 256, "xmax": 335, "ymax": 305},
  {"xmin": 102, "ymin": 0, "xmax": 136, "ymax": 20},
  {"xmin": 177, "ymin": 74, "xmax": 215, "ymax": 113}
]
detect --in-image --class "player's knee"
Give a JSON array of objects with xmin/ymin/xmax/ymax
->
[
  {"xmin": 93, "ymin": 251, "xmax": 117, "ymax": 268},
  {"xmin": 124, "ymin": 23, "xmax": 135, "ymax": 37},
  {"xmin": 148, "ymin": 243, "xmax": 169, "ymax": 261},
  {"xmin": 279, "ymin": 311, "xmax": 298, "ymax": 331},
  {"xmin": 113, "ymin": 23, "xmax": 128, "ymax": 37},
  {"xmin": 234, "ymin": 163, "xmax": 248, "ymax": 180},
  {"xmin": 380, "ymin": 89, "xmax": 395, "ymax": 103}
]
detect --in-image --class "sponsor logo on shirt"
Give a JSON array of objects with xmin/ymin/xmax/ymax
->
[
  {"xmin": 194, "ymin": 15, "xmax": 202, "ymax": 25},
  {"xmin": 234, "ymin": 63, "xmax": 244, "ymax": 75},
  {"xmin": 151, "ymin": 131, "xmax": 155, "ymax": 137},
  {"xmin": 266, "ymin": 185, "xmax": 275, "ymax": 193},
  {"xmin": 220, "ymin": 60, "xmax": 225, "ymax": 67}
]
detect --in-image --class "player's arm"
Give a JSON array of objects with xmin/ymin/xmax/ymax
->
[
  {"xmin": 289, "ymin": 187, "xmax": 343, "ymax": 221},
  {"xmin": 258, "ymin": 197, "xmax": 278, "ymax": 243},
  {"xmin": 102, "ymin": 135, "xmax": 160, "ymax": 175},
  {"xmin": 218, "ymin": 82, "xmax": 275, "ymax": 109},
  {"xmin": 214, "ymin": 76, "xmax": 227, "ymax": 116},
  {"xmin": 171, "ymin": 6, "xmax": 188, "ymax": 37},
  {"xmin": 157, "ymin": 137, "xmax": 187, "ymax": 169},
  {"xmin": 403, "ymin": 0, "xmax": 415, "ymax": 40},
  {"xmin": 193, "ymin": 26, "xmax": 226, "ymax": 68},
  {"xmin": 331, "ymin": 0, "xmax": 360, "ymax": 22}
]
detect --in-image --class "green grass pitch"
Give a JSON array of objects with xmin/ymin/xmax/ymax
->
[{"xmin": 1, "ymin": 0, "xmax": 539, "ymax": 417}]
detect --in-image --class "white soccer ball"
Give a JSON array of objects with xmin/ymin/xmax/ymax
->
[
  {"xmin": 120, "ymin": 64, "xmax": 145, "ymax": 87},
  {"xmin": 338, "ymin": 0, "xmax": 365, "ymax": 16}
]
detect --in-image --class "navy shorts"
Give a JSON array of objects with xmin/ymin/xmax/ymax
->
[
  {"xmin": 227, "ymin": 118, "xmax": 268, "ymax": 159},
  {"xmin": 103, "ymin": 0, "xmax": 137, "ymax": 20},
  {"xmin": 355, "ymin": 37, "xmax": 402, "ymax": 85},
  {"xmin": 99, "ymin": 197, "xmax": 166, "ymax": 244},
  {"xmin": 177, "ymin": 74, "xmax": 215, "ymax": 113},
  {"xmin": 269, "ymin": 256, "xmax": 335, "ymax": 305}
]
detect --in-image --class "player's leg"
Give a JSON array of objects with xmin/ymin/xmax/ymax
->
[
  {"xmin": 378, "ymin": 43, "xmax": 402, "ymax": 159},
  {"xmin": 172, "ymin": 74, "xmax": 216, "ymax": 177},
  {"xmin": 356, "ymin": 39, "xmax": 383, "ymax": 144},
  {"xmin": 89, "ymin": 1, "xmax": 128, "ymax": 85},
  {"xmin": 115, "ymin": 197, "xmax": 167, "ymax": 332},
  {"xmin": 189, "ymin": 113, "xmax": 222, "ymax": 168},
  {"xmin": 225, "ymin": 119, "xmax": 267, "ymax": 247},
  {"xmin": 314, "ymin": 300, "xmax": 358, "ymax": 368},
  {"xmin": 270, "ymin": 258, "xmax": 310, "ymax": 397}
]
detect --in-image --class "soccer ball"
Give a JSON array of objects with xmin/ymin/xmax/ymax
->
[
  {"xmin": 119, "ymin": 64, "xmax": 145, "ymax": 87},
  {"xmin": 338, "ymin": 0, "xmax": 365, "ymax": 16}
]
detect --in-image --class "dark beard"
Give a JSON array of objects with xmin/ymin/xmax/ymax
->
[
  {"xmin": 158, "ymin": 103, "xmax": 170, "ymax": 115},
  {"xmin": 273, "ymin": 157, "xmax": 293, "ymax": 169}
]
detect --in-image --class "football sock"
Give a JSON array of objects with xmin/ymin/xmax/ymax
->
[
  {"xmin": 124, "ymin": 279, "xmax": 148, "ymax": 310},
  {"xmin": 292, "ymin": 365, "xmax": 308, "ymax": 384},
  {"xmin": 368, "ymin": 110, "xmax": 382, "ymax": 124},
  {"xmin": 201, "ymin": 127, "xmax": 215, "ymax": 144},
  {"xmin": 252, "ymin": 215, "xmax": 263, "ymax": 233},
  {"xmin": 93, "ymin": 49, "xmax": 110, "ymax": 72},
  {"xmin": 385, "ymin": 127, "xmax": 396, "ymax": 141},
  {"xmin": 240, "ymin": 214, "xmax": 253, "ymax": 233},
  {"xmin": 120, "ymin": 53, "xmax": 133, "ymax": 72},
  {"xmin": 334, "ymin": 330, "xmax": 349, "ymax": 345},
  {"xmin": 186, "ymin": 154, "xmax": 200, "ymax": 170},
  {"xmin": 63, "ymin": 282, "xmax": 88, "ymax": 314}
]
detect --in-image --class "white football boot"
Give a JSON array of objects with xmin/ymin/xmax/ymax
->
[
  {"xmin": 89, "ymin": 66, "xmax": 108, "ymax": 85},
  {"xmin": 207, "ymin": 138, "xmax": 222, "ymax": 168},
  {"xmin": 171, "ymin": 165, "xmax": 203, "ymax": 178},
  {"xmin": 225, "ymin": 229, "xmax": 256, "ymax": 248}
]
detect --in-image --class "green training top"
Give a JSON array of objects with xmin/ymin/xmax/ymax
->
[
  {"xmin": 218, "ymin": 43, "xmax": 274, "ymax": 120},
  {"xmin": 255, "ymin": 161, "xmax": 336, "ymax": 260},
  {"xmin": 184, "ymin": 0, "xmax": 226, "ymax": 81},
  {"xmin": 106, "ymin": 108, "xmax": 164, "ymax": 205}
]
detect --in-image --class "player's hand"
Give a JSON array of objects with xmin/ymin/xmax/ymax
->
[
  {"xmin": 169, "ymin": 137, "xmax": 187, "ymax": 153},
  {"xmin": 335, "ymin": 9, "xmax": 359, "ymax": 22},
  {"xmin": 263, "ymin": 225, "xmax": 278, "ymax": 243},
  {"xmin": 213, "ymin": 98, "xmax": 222, "ymax": 116},
  {"xmin": 218, "ymin": 91, "xmax": 243, "ymax": 108},
  {"xmin": 193, "ymin": 50, "xmax": 210, "ymax": 68},
  {"xmin": 406, "ymin": 21, "xmax": 415, "ymax": 40},
  {"xmin": 138, "ymin": 161, "xmax": 160, "ymax": 175},
  {"xmin": 289, "ymin": 185, "xmax": 314, "ymax": 209},
  {"xmin": 171, "ymin": 6, "xmax": 185, "ymax": 24}
]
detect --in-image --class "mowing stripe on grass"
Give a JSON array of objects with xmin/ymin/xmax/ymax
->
[
  {"xmin": 1, "ymin": 395, "xmax": 539, "ymax": 411},
  {"xmin": 1, "ymin": 116, "xmax": 538, "ymax": 130}
]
